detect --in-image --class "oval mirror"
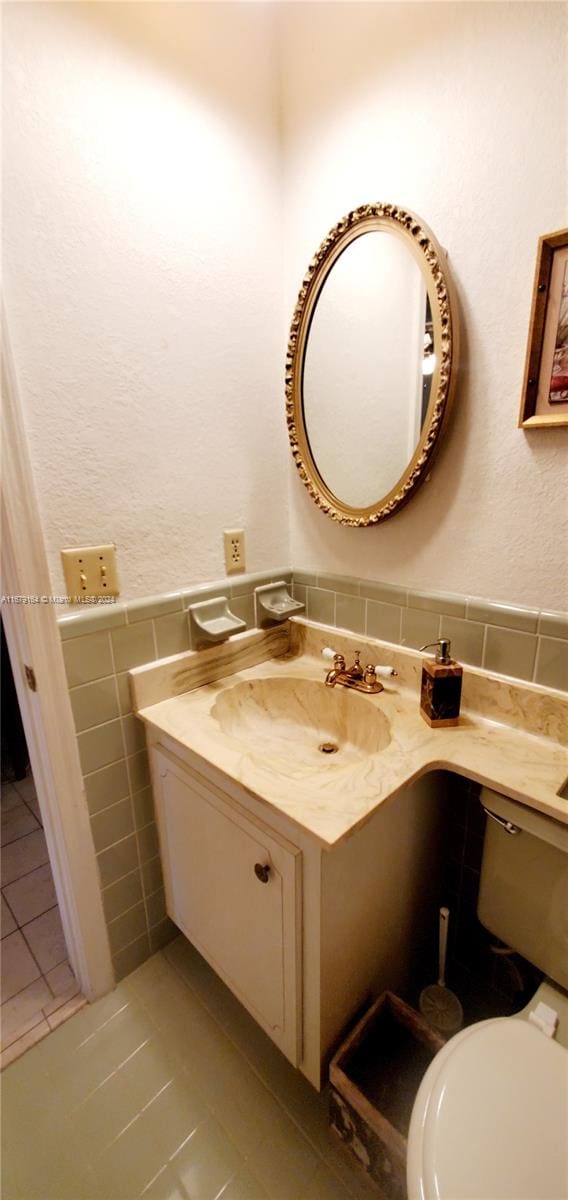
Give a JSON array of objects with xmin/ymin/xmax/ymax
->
[{"xmin": 286, "ymin": 204, "xmax": 459, "ymax": 525}]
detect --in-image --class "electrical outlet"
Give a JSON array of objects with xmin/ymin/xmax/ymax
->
[
  {"xmin": 61, "ymin": 544, "xmax": 119, "ymax": 600},
  {"xmin": 223, "ymin": 529, "xmax": 246, "ymax": 575}
]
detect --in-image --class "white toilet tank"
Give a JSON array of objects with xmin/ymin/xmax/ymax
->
[{"xmin": 477, "ymin": 787, "xmax": 568, "ymax": 991}]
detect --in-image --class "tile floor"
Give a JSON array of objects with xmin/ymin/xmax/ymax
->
[
  {"xmin": 1, "ymin": 775, "xmax": 85, "ymax": 1064},
  {"xmin": 1, "ymin": 936, "xmax": 381, "ymax": 1200}
]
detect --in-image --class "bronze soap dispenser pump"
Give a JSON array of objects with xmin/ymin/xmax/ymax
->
[{"xmin": 419, "ymin": 638, "xmax": 463, "ymax": 727}]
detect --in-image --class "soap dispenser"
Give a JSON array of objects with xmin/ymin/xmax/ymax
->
[{"xmin": 419, "ymin": 639, "xmax": 462, "ymax": 727}]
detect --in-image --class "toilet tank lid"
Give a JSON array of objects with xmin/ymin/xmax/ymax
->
[{"xmin": 408, "ymin": 1018, "xmax": 568, "ymax": 1200}]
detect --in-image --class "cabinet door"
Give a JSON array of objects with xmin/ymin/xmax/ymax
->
[{"xmin": 151, "ymin": 746, "xmax": 302, "ymax": 1065}]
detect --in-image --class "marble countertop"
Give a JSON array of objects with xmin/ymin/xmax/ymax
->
[{"xmin": 133, "ymin": 626, "xmax": 568, "ymax": 848}]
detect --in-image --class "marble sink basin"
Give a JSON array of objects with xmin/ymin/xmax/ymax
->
[{"xmin": 210, "ymin": 676, "xmax": 391, "ymax": 776}]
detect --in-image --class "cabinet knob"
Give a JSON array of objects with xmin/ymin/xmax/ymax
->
[{"xmin": 254, "ymin": 862, "xmax": 271, "ymax": 883}]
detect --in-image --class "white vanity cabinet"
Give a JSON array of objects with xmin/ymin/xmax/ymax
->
[
  {"xmin": 150, "ymin": 745, "xmax": 302, "ymax": 1066},
  {"xmin": 147, "ymin": 733, "xmax": 448, "ymax": 1090}
]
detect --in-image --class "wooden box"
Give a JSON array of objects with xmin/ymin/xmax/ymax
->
[{"xmin": 329, "ymin": 992, "xmax": 444, "ymax": 1198}]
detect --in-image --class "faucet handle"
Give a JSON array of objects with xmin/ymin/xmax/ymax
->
[
  {"xmin": 322, "ymin": 647, "xmax": 345, "ymax": 670},
  {"xmin": 372, "ymin": 664, "xmax": 398, "ymax": 679}
]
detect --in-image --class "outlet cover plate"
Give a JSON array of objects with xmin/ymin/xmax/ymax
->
[
  {"xmin": 61, "ymin": 544, "xmax": 120, "ymax": 599},
  {"xmin": 223, "ymin": 529, "xmax": 245, "ymax": 575}
]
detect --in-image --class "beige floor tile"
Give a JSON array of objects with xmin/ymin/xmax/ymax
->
[
  {"xmin": 4, "ymin": 1105, "xmax": 86, "ymax": 1200},
  {"xmin": 192, "ymin": 1036, "xmax": 284, "ymax": 1158},
  {"xmin": 165, "ymin": 937, "xmax": 334, "ymax": 1156},
  {"xmin": 303, "ymin": 1162, "xmax": 354, "ymax": 1200},
  {"xmin": 72, "ymin": 1061, "xmax": 147, "ymax": 1160},
  {"xmin": 91, "ymin": 1100, "xmax": 174, "ymax": 1199},
  {"xmin": 140, "ymin": 1164, "xmax": 187, "ymax": 1199},
  {"xmin": 0, "ymin": 1017, "xmax": 50, "ymax": 1068},
  {"xmin": 43, "ymin": 980, "xmax": 81, "ymax": 1018},
  {"xmin": 1, "ymin": 929, "xmax": 41, "ymax": 1002},
  {"xmin": 50, "ymin": 1002, "xmax": 155, "ymax": 1112},
  {"xmin": 25, "ymin": 795, "xmax": 43, "ymax": 824},
  {"xmin": 1, "ymin": 948, "xmax": 373, "ymax": 1200},
  {"xmin": 1, "ymin": 976, "xmax": 52, "ymax": 1047},
  {"xmin": 1, "ymin": 799, "xmax": 40, "ymax": 845},
  {"xmin": 1, "ymin": 782, "xmax": 23, "ymax": 810},
  {"xmin": 22, "ymin": 904, "xmax": 67, "ymax": 974},
  {"xmin": 249, "ymin": 1112, "xmax": 321, "ymax": 1200},
  {"xmin": 170, "ymin": 1116, "xmax": 244, "ymax": 1200},
  {"xmin": 1, "ymin": 893, "xmax": 17, "ymax": 938},
  {"xmin": 1, "ymin": 827, "xmax": 49, "ymax": 886},
  {"xmin": 217, "ymin": 1164, "xmax": 271, "ymax": 1199},
  {"xmin": 12, "ymin": 774, "xmax": 38, "ymax": 804},
  {"xmin": 118, "ymin": 1034, "xmax": 177, "ymax": 1111},
  {"xmin": 46, "ymin": 993, "xmax": 87, "ymax": 1030},
  {"xmin": 124, "ymin": 955, "xmax": 193, "ymax": 1023},
  {"xmin": 3, "ymin": 860, "xmax": 58, "ymax": 926},
  {"xmin": 145, "ymin": 1074, "xmax": 209, "ymax": 1161},
  {"xmin": 37, "ymin": 987, "xmax": 132, "ymax": 1067},
  {"xmin": 45, "ymin": 959, "xmax": 76, "ymax": 997}
]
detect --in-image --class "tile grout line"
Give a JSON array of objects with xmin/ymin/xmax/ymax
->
[
  {"xmin": 0, "ymin": 818, "xmax": 43, "ymax": 849},
  {"xmin": 108, "ymin": 631, "xmax": 151, "ymax": 959},
  {"xmin": 10, "ymin": 777, "xmax": 45, "ymax": 828},
  {"xmin": 101, "ymin": 854, "xmax": 161, "ymax": 903},
  {"xmin": 20, "ymin": 907, "xmax": 68, "ymax": 982},
  {"xmin": 106, "ymin": 884, "xmax": 165, "ymax": 935},
  {"xmin": 155, "ymin": 951, "xmax": 329, "ymax": 1191},
  {"xmin": 161, "ymin": 948, "xmax": 335, "ymax": 1172},
  {"xmin": 1, "ymin": 971, "xmax": 81, "ymax": 1052},
  {"xmin": 1, "ymin": 852, "xmax": 52, "ymax": 896}
]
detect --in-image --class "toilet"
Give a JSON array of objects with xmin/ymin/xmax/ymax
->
[{"xmin": 407, "ymin": 787, "xmax": 568, "ymax": 1200}]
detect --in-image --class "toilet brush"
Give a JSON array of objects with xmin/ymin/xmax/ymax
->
[{"xmin": 419, "ymin": 906, "xmax": 463, "ymax": 1036}]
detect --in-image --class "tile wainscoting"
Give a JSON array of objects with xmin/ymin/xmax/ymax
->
[
  {"xmin": 292, "ymin": 572, "xmax": 568, "ymax": 691},
  {"xmin": 57, "ymin": 567, "xmax": 566, "ymax": 984},
  {"xmin": 58, "ymin": 571, "xmax": 292, "ymax": 982}
]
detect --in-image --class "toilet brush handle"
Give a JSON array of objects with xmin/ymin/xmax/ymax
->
[{"xmin": 438, "ymin": 906, "xmax": 450, "ymax": 987}]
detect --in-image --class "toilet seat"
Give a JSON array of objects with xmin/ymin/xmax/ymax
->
[{"xmin": 407, "ymin": 1017, "xmax": 568, "ymax": 1200}]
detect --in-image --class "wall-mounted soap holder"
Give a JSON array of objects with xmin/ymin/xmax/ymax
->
[
  {"xmin": 254, "ymin": 581, "xmax": 305, "ymax": 626},
  {"xmin": 188, "ymin": 596, "xmax": 246, "ymax": 646}
]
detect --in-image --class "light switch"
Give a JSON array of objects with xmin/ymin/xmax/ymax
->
[{"xmin": 61, "ymin": 544, "xmax": 120, "ymax": 600}]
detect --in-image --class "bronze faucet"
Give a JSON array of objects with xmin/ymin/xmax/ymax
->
[{"xmin": 324, "ymin": 650, "xmax": 395, "ymax": 695}]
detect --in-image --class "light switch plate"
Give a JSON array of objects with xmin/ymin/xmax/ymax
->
[
  {"xmin": 61, "ymin": 544, "xmax": 120, "ymax": 599},
  {"xmin": 223, "ymin": 529, "xmax": 246, "ymax": 574}
]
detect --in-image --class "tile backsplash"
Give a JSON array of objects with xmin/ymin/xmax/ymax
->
[
  {"xmin": 292, "ymin": 571, "xmax": 568, "ymax": 691},
  {"xmin": 58, "ymin": 566, "xmax": 566, "ymax": 983}
]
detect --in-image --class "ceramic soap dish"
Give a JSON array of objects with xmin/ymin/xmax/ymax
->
[
  {"xmin": 254, "ymin": 581, "xmax": 305, "ymax": 626},
  {"xmin": 188, "ymin": 597, "xmax": 246, "ymax": 646}
]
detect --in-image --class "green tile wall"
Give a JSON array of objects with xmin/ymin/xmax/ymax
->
[
  {"xmin": 58, "ymin": 570, "xmax": 292, "ymax": 982},
  {"xmin": 291, "ymin": 571, "xmax": 568, "ymax": 690}
]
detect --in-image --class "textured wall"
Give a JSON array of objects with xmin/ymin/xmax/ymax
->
[
  {"xmin": 3, "ymin": 2, "xmax": 289, "ymax": 599},
  {"xmin": 281, "ymin": 2, "xmax": 568, "ymax": 609},
  {"xmin": 4, "ymin": 2, "xmax": 567, "ymax": 612}
]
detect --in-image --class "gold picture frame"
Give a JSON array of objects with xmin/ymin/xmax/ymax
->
[{"xmin": 519, "ymin": 227, "xmax": 568, "ymax": 429}]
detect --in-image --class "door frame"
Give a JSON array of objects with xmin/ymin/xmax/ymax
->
[{"xmin": 1, "ymin": 311, "xmax": 113, "ymax": 1000}]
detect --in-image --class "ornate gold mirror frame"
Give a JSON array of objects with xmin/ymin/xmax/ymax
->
[{"xmin": 285, "ymin": 203, "xmax": 459, "ymax": 525}]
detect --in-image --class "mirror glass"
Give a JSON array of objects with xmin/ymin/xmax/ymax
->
[
  {"xmin": 286, "ymin": 203, "xmax": 457, "ymax": 526},
  {"xmin": 302, "ymin": 231, "xmax": 434, "ymax": 509}
]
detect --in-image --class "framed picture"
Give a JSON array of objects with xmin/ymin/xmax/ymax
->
[{"xmin": 519, "ymin": 227, "xmax": 568, "ymax": 428}]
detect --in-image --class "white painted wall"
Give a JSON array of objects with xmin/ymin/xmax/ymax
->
[
  {"xmin": 281, "ymin": 1, "xmax": 568, "ymax": 609},
  {"xmin": 3, "ymin": 2, "xmax": 289, "ymax": 600},
  {"xmin": 3, "ymin": 2, "xmax": 567, "ymax": 611}
]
